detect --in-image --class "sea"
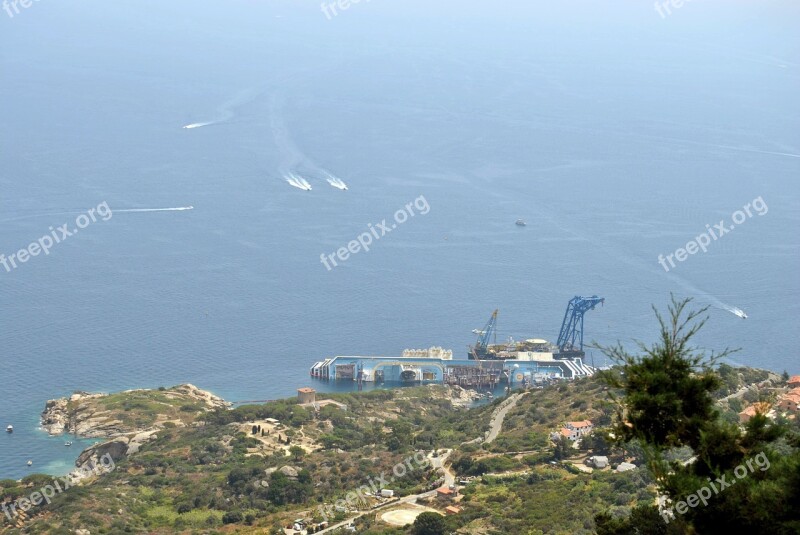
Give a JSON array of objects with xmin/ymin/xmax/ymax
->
[{"xmin": 1, "ymin": 0, "xmax": 798, "ymax": 479}]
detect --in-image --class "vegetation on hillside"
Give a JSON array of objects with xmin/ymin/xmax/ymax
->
[
  {"xmin": 2, "ymin": 299, "xmax": 796, "ymax": 534},
  {"xmin": 594, "ymin": 297, "xmax": 800, "ymax": 535}
]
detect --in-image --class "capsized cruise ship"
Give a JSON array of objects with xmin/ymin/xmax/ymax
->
[
  {"xmin": 310, "ymin": 345, "xmax": 594, "ymax": 389},
  {"xmin": 310, "ymin": 296, "xmax": 604, "ymax": 388}
]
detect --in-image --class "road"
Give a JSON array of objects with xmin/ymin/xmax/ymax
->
[
  {"xmin": 317, "ymin": 393, "xmax": 527, "ymax": 534},
  {"xmin": 718, "ymin": 377, "xmax": 777, "ymax": 403},
  {"xmin": 316, "ymin": 450, "xmax": 452, "ymax": 534},
  {"xmin": 485, "ymin": 392, "xmax": 526, "ymax": 444},
  {"xmin": 429, "ymin": 448, "xmax": 455, "ymax": 487}
]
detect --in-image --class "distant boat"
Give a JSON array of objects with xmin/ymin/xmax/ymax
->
[
  {"xmin": 64, "ymin": 441, "xmax": 73, "ymax": 447},
  {"xmin": 326, "ymin": 177, "xmax": 348, "ymax": 190},
  {"xmin": 732, "ymin": 308, "xmax": 748, "ymax": 319},
  {"xmin": 515, "ymin": 219, "xmax": 526, "ymax": 226},
  {"xmin": 6, "ymin": 425, "xmax": 12, "ymax": 433},
  {"xmin": 285, "ymin": 173, "xmax": 312, "ymax": 191},
  {"xmin": 26, "ymin": 460, "xmax": 32, "ymax": 466}
]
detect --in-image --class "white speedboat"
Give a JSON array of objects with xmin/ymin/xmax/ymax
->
[
  {"xmin": 6, "ymin": 425, "xmax": 12, "ymax": 433},
  {"xmin": 515, "ymin": 219, "xmax": 526, "ymax": 226}
]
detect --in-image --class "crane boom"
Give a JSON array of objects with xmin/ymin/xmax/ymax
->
[
  {"xmin": 469, "ymin": 309, "xmax": 498, "ymax": 359},
  {"xmin": 556, "ymin": 296, "xmax": 604, "ymax": 354}
]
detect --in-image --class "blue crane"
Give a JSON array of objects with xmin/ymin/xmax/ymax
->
[
  {"xmin": 469, "ymin": 309, "xmax": 498, "ymax": 359},
  {"xmin": 556, "ymin": 296, "xmax": 604, "ymax": 354}
]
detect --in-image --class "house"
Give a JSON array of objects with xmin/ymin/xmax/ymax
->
[
  {"xmin": 558, "ymin": 420, "xmax": 593, "ymax": 441},
  {"xmin": 777, "ymin": 392, "xmax": 800, "ymax": 413},
  {"xmin": 567, "ymin": 420, "xmax": 593, "ymax": 436},
  {"xmin": 787, "ymin": 376, "xmax": 800, "ymax": 387},
  {"xmin": 436, "ymin": 487, "xmax": 456, "ymax": 501},
  {"xmin": 739, "ymin": 402, "xmax": 773, "ymax": 423},
  {"xmin": 445, "ymin": 506, "xmax": 462, "ymax": 515},
  {"xmin": 586, "ymin": 456, "xmax": 609, "ymax": 469}
]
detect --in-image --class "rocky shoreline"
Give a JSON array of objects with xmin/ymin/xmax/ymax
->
[
  {"xmin": 40, "ymin": 383, "xmax": 228, "ymax": 438},
  {"xmin": 40, "ymin": 384, "xmax": 229, "ymax": 471},
  {"xmin": 38, "ymin": 383, "xmax": 479, "ymax": 474}
]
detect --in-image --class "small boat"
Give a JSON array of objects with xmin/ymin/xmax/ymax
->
[
  {"xmin": 515, "ymin": 219, "xmax": 526, "ymax": 226},
  {"xmin": 6, "ymin": 425, "xmax": 12, "ymax": 433},
  {"xmin": 64, "ymin": 441, "xmax": 73, "ymax": 447},
  {"xmin": 26, "ymin": 460, "xmax": 32, "ymax": 466}
]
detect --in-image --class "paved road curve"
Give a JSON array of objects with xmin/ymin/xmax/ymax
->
[
  {"xmin": 317, "ymin": 393, "xmax": 528, "ymax": 534},
  {"xmin": 485, "ymin": 392, "xmax": 527, "ymax": 444}
]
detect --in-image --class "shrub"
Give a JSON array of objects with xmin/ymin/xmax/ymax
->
[{"xmin": 222, "ymin": 510, "xmax": 243, "ymax": 524}]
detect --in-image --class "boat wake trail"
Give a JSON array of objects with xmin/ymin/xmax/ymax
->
[
  {"xmin": 1, "ymin": 206, "xmax": 194, "ymax": 224},
  {"xmin": 182, "ymin": 88, "xmax": 261, "ymax": 130},
  {"xmin": 115, "ymin": 207, "xmax": 194, "ymax": 213},
  {"xmin": 533, "ymin": 210, "xmax": 747, "ymax": 320},
  {"xmin": 0, "ymin": 211, "xmax": 83, "ymax": 224},
  {"xmin": 326, "ymin": 174, "xmax": 348, "ymax": 190},
  {"xmin": 270, "ymin": 93, "xmax": 346, "ymax": 191},
  {"xmin": 721, "ymin": 304, "xmax": 748, "ymax": 319},
  {"xmin": 285, "ymin": 174, "xmax": 311, "ymax": 191},
  {"xmin": 183, "ymin": 122, "xmax": 215, "ymax": 130}
]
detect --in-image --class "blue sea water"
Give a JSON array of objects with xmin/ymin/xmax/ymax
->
[{"xmin": 1, "ymin": 1, "xmax": 798, "ymax": 479}]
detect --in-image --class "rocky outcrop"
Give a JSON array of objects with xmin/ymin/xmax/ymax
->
[
  {"xmin": 279, "ymin": 465, "xmax": 300, "ymax": 478},
  {"xmin": 165, "ymin": 384, "xmax": 228, "ymax": 410},
  {"xmin": 39, "ymin": 384, "xmax": 229, "ymax": 471},
  {"xmin": 40, "ymin": 384, "xmax": 228, "ymax": 438},
  {"xmin": 40, "ymin": 392, "xmax": 105, "ymax": 436},
  {"xmin": 439, "ymin": 384, "xmax": 484, "ymax": 407},
  {"xmin": 75, "ymin": 440, "xmax": 127, "ymax": 473}
]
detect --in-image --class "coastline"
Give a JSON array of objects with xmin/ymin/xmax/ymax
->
[{"xmin": 3, "ymin": 362, "xmax": 789, "ymax": 481}]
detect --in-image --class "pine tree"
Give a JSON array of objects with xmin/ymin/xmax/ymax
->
[{"xmin": 595, "ymin": 296, "xmax": 800, "ymax": 533}]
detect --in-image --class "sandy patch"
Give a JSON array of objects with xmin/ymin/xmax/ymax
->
[{"xmin": 381, "ymin": 505, "xmax": 441, "ymax": 527}]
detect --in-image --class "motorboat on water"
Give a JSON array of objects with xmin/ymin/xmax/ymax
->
[
  {"xmin": 65, "ymin": 441, "xmax": 73, "ymax": 447},
  {"xmin": 6, "ymin": 425, "xmax": 12, "ymax": 433},
  {"xmin": 515, "ymin": 219, "xmax": 526, "ymax": 226}
]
